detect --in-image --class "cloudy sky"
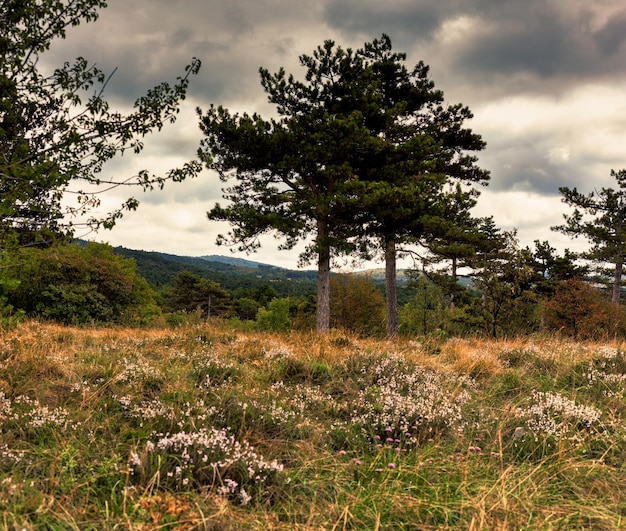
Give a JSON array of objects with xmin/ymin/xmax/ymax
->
[{"xmin": 46, "ymin": 0, "xmax": 626, "ymax": 269}]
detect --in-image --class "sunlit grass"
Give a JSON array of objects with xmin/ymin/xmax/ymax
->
[{"xmin": 1, "ymin": 320, "xmax": 625, "ymax": 529}]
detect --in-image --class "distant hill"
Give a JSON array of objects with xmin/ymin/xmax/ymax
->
[
  {"xmin": 357, "ymin": 268, "xmax": 409, "ymax": 285},
  {"xmin": 111, "ymin": 246, "xmax": 468, "ymax": 305},
  {"xmin": 198, "ymin": 255, "xmax": 279, "ymax": 269},
  {"xmin": 112, "ymin": 246, "xmax": 318, "ymax": 298}
]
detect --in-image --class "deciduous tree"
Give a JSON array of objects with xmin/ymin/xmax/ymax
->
[
  {"xmin": 330, "ymin": 273, "xmax": 385, "ymax": 337},
  {"xmin": 0, "ymin": 0, "xmax": 201, "ymax": 248},
  {"xmin": 8, "ymin": 242, "xmax": 156, "ymax": 324}
]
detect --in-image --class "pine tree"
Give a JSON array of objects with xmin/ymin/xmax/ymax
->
[
  {"xmin": 345, "ymin": 36, "xmax": 489, "ymax": 337},
  {"xmin": 553, "ymin": 169, "xmax": 626, "ymax": 304},
  {"xmin": 198, "ymin": 41, "xmax": 376, "ymax": 333}
]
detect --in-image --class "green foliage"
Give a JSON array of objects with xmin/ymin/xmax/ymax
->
[
  {"xmin": 330, "ymin": 274, "xmax": 385, "ymax": 337},
  {"xmin": 114, "ymin": 247, "xmax": 318, "ymax": 299},
  {"xmin": 233, "ymin": 297, "xmax": 260, "ymax": 321},
  {"xmin": 6, "ymin": 242, "xmax": 157, "ymax": 325},
  {"xmin": 399, "ymin": 276, "xmax": 446, "ymax": 336},
  {"xmin": 341, "ymin": 36, "xmax": 489, "ymax": 338},
  {"xmin": 164, "ymin": 311, "xmax": 189, "ymax": 329},
  {"xmin": 0, "ymin": 0, "xmax": 201, "ymax": 248},
  {"xmin": 255, "ymin": 298, "xmax": 291, "ymax": 332},
  {"xmin": 164, "ymin": 270, "xmax": 232, "ymax": 318},
  {"xmin": 0, "ymin": 258, "xmax": 25, "ymax": 329},
  {"xmin": 468, "ymin": 228, "xmax": 541, "ymax": 338}
]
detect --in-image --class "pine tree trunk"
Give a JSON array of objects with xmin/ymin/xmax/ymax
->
[
  {"xmin": 385, "ymin": 238, "xmax": 399, "ymax": 339},
  {"xmin": 613, "ymin": 253, "xmax": 623, "ymax": 305},
  {"xmin": 316, "ymin": 220, "xmax": 330, "ymax": 334},
  {"xmin": 450, "ymin": 256, "xmax": 457, "ymax": 310}
]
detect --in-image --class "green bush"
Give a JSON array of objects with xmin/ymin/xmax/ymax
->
[
  {"xmin": 256, "ymin": 298, "xmax": 291, "ymax": 332},
  {"xmin": 7, "ymin": 242, "xmax": 156, "ymax": 325}
]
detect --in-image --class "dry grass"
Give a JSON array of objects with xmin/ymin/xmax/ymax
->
[{"xmin": 1, "ymin": 321, "xmax": 626, "ymax": 529}]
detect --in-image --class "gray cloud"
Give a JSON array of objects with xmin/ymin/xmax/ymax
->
[
  {"xmin": 322, "ymin": 1, "xmax": 626, "ymax": 98},
  {"xmin": 452, "ymin": 5, "xmax": 626, "ymax": 90},
  {"xmin": 459, "ymin": 17, "xmax": 578, "ymax": 78},
  {"xmin": 477, "ymin": 136, "xmax": 588, "ymax": 196},
  {"xmin": 593, "ymin": 11, "xmax": 626, "ymax": 55},
  {"xmin": 323, "ymin": 0, "xmax": 444, "ymax": 42},
  {"xmin": 33, "ymin": 0, "xmax": 626, "ymax": 263}
]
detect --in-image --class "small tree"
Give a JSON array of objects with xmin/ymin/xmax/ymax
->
[
  {"xmin": 553, "ymin": 169, "xmax": 626, "ymax": 305},
  {"xmin": 469, "ymin": 226, "xmax": 538, "ymax": 338},
  {"xmin": 233, "ymin": 297, "xmax": 259, "ymax": 321},
  {"xmin": 165, "ymin": 271, "xmax": 231, "ymax": 318},
  {"xmin": 256, "ymin": 298, "xmax": 291, "ymax": 332},
  {"xmin": 330, "ymin": 273, "xmax": 385, "ymax": 337},
  {"xmin": 545, "ymin": 279, "xmax": 615, "ymax": 339},
  {"xmin": 423, "ymin": 187, "xmax": 487, "ymax": 310},
  {"xmin": 399, "ymin": 275, "xmax": 445, "ymax": 337}
]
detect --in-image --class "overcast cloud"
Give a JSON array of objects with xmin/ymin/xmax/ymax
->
[{"xmin": 44, "ymin": 0, "xmax": 626, "ymax": 269}]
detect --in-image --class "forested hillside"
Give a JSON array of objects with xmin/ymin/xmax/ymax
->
[{"xmin": 112, "ymin": 246, "xmax": 318, "ymax": 298}]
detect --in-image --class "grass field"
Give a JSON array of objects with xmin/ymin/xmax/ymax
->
[{"xmin": 1, "ymin": 320, "xmax": 626, "ymax": 529}]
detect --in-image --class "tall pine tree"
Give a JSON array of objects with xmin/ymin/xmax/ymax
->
[
  {"xmin": 553, "ymin": 169, "xmax": 626, "ymax": 305},
  {"xmin": 198, "ymin": 41, "xmax": 373, "ymax": 332},
  {"xmin": 198, "ymin": 35, "xmax": 488, "ymax": 336},
  {"xmin": 345, "ymin": 35, "xmax": 489, "ymax": 337}
]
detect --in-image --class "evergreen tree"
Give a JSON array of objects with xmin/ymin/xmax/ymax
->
[
  {"xmin": 198, "ymin": 35, "xmax": 487, "ymax": 336},
  {"xmin": 553, "ymin": 169, "xmax": 626, "ymax": 305},
  {"xmin": 198, "ymin": 40, "xmax": 376, "ymax": 333},
  {"xmin": 340, "ymin": 36, "xmax": 489, "ymax": 337},
  {"xmin": 422, "ymin": 186, "xmax": 486, "ymax": 309},
  {"xmin": 166, "ymin": 271, "xmax": 231, "ymax": 318}
]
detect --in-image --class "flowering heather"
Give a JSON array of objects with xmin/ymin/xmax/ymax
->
[
  {"xmin": 118, "ymin": 356, "xmax": 163, "ymax": 384},
  {"xmin": 118, "ymin": 396, "xmax": 175, "ymax": 426},
  {"xmin": 0, "ymin": 393, "xmax": 76, "ymax": 430},
  {"xmin": 129, "ymin": 427, "xmax": 286, "ymax": 504},
  {"xmin": 514, "ymin": 391, "xmax": 602, "ymax": 441},
  {"xmin": 585, "ymin": 347, "xmax": 626, "ymax": 397},
  {"xmin": 2, "ymin": 322, "xmax": 626, "ymax": 529},
  {"xmin": 344, "ymin": 355, "xmax": 473, "ymax": 441}
]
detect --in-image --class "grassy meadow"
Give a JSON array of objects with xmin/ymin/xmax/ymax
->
[{"xmin": 1, "ymin": 320, "xmax": 626, "ymax": 529}]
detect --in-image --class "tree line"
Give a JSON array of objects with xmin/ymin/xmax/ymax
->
[
  {"xmin": 2, "ymin": 1, "xmax": 626, "ymax": 339},
  {"xmin": 1, "ymin": 237, "xmax": 621, "ymax": 340}
]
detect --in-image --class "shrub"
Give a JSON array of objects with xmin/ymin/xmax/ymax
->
[
  {"xmin": 330, "ymin": 274, "xmax": 385, "ymax": 337},
  {"xmin": 7, "ymin": 242, "xmax": 156, "ymax": 325},
  {"xmin": 256, "ymin": 298, "xmax": 291, "ymax": 332},
  {"xmin": 544, "ymin": 280, "xmax": 615, "ymax": 339}
]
